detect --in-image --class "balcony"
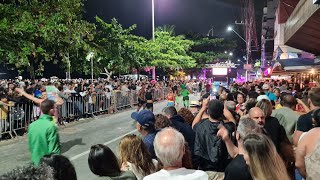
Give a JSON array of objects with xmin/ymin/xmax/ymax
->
[{"xmin": 284, "ymin": 0, "xmax": 320, "ymax": 54}]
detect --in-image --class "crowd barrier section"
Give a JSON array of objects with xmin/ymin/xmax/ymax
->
[{"xmin": 0, "ymin": 88, "xmax": 168, "ymax": 141}]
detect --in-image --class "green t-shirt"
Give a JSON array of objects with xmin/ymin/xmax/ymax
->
[{"xmin": 181, "ymin": 89, "xmax": 189, "ymax": 97}]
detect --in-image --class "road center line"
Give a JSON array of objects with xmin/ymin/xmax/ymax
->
[{"xmin": 70, "ymin": 129, "xmax": 138, "ymax": 161}]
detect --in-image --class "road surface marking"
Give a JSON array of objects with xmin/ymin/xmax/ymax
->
[{"xmin": 70, "ymin": 129, "xmax": 137, "ymax": 161}]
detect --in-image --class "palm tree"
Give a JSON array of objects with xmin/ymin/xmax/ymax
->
[{"xmin": 156, "ymin": 25, "xmax": 176, "ymax": 36}]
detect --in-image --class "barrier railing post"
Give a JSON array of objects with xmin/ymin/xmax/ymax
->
[{"xmin": 0, "ymin": 88, "xmax": 168, "ymax": 141}]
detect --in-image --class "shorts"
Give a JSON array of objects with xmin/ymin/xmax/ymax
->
[
  {"xmin": 138, "ymin": 98, "xmax": 145, "ymax": 105},
  {"xmin": 167, "ymin": 102, "xmax": 175, "ymax": 106},
  {"xmin": 146, "ymin": 103, "xmax": 153, "ymax": 109}
]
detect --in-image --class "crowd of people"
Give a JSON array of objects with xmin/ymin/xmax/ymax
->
[
  {"xmin": 1, "ymin": 78, "xmax": 320, "ymax": 180},
  {"xmin": 0, "ymin": 78, "xmax": 169, "ymax": 140}
]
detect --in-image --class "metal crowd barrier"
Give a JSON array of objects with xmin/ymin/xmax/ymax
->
[{"xmin": 0, "ymin": 88, "xmax": 168, "ymax": 141}]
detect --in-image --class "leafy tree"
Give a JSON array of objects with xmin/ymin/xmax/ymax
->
[
  {"xmin": 93, "ymin": 17, "xmax": 149, "ymax": 76},
  {"xmin": 0, "ymin": 0, "xmax": 95, "ymax": 79},
  {"xmin": 187, "ymin": 35, "xmax": 236, "ymax": 67},
  {"xmin": 148, "ymin": 31, "xmax": 196, "ymax": 71}
]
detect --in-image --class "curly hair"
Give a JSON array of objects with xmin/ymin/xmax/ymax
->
[
  {"xmin": 155, "ymin": 114, "xmax": 172, "ymax": 131},
  {"xmin": 119, "ymin": 134, "xmax": 156, "ymax": 177},
  {"xmin": 178, "ymin": 108, "xmax": 195, "ymax": 126},
  {"xmin": 0, "ymin": 164, "xmax": 54, "ymax": 180}
]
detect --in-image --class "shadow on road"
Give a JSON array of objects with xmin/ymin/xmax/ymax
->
[{"xmin": 61, "ymin": 138, "xmax": 86, "ymax": 153}]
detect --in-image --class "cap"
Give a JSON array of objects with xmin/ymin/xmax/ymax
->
[
  {"xmin": 262, "ymin": 84, "xmax": 270, "ymax": 90},
  {"xmin": 131, "ymin": 110, "xmax": 155, "ymax": 128},
  {"xmin": 190, "ymin": 101, "xmax": 201, "ymax": 107},
  {"xmin": 257, "ymin": 95, "xmax": 270, "ymax": 102}
]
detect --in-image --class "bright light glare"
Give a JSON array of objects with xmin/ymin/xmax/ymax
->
[
  {"xmin": 229, "ymin": 52, "xmax": 233, "ymax": 56},
  {"xmin": 212, "ymin": 68, "xmax": 228, "ymax": 75},
  {"xmin": 311, "ymin": 68, "xmax": 315, "ymax": 74},
  {"xmin": 227, "ymin": 26, "xmax": 233, "ymax": 31},
  {"xmin": 238, "ymin": 59, "xmax": 240, "ymax": 62}
]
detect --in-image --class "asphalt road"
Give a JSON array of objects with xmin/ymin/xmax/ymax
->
[{"xmin": 0, "ymin": 94, "xmax": 199, "ymax": 179}]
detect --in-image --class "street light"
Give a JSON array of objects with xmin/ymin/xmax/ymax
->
[
  {"xmin": 229, "ymin": 52, "xmax": 233, "ymax": 56},
  {"xmin": 238, "ymin": 59, "xmax": 246, "ymax": 64},
  {"xmin": 227, "ymin": 26, "xmax": 249, "ymax": 81},
  {"xmin": 226, "ymin": 26, "xmax": 247, "ymax": 43},
  {"xmin": 86, "ymin": 51, "xmax": 94, "ymax": 82},
  {"xmin": 151, "ymin": 0, "xmax": 156, "ymax": 80},
  {"xmin": 152, "ymin": 0, "xmax": 155, "ymax": 41}
]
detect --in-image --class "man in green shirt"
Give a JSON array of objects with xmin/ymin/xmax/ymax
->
[
  {"xmin": 28, "ymin": 99, "xmax": 61, "ymax": 165},
  {"xmin": 180, "ymin": 84, "xmax": 190, "ymax": 108}
]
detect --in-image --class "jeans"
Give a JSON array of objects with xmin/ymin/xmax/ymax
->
[{"xmin": 295, "ymin": 169, "xmax": 304, "ymax": 180}]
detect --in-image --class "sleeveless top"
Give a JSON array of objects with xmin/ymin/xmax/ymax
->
[
  {"xmin": 305, "ymin": 140, "xmax": 320, "ymax": 180},
  {"xmin": 167, "ymin": 94, "xmax": 174, "ymax": 101}
]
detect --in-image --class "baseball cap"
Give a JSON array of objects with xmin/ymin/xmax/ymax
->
[
  {"xmin": 257, "ymin": 95, "xmax": 270, "ymax": 102},
  {"xmin": 131, "ymin": 110, "xmax": 155, "ymax": 128},
  {"xmin": 190, "ymin": 101, "xmax": 201, "ymax": 107},
  {"xmin": 262, "ymin": 84, "xmax": 270, "ymax": 90}
]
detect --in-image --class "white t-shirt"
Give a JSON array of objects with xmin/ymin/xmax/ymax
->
[
  {"xmin": 122, "ymin": 159, "xmax": 158, "ymax": 180},
  {"xmin": 143, "ymin": 168, "xmax": 208, "ymax": 180}
]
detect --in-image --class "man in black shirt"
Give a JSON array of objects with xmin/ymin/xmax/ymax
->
[
  {"xmin": 192, "ymin": 99, "xmax": 235, "ymax": 172},
  {"xmin": 293, "ymin": 87, "xmax": 320, "ymax": 146},
  {"xmin": 218, "ymin": 118, "xmax": 260, "ymax": 180}
]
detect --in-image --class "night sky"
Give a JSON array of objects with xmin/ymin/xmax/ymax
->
[{"xmin": 84, "ymin": 0, "xmax": 266, "ymax": 40}]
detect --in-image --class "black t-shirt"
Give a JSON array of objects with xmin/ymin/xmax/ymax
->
[
  {"xmin": 297, "ymin": 111, "xmax": 313, "ymax": 132},
  {"xmin": 193, "ymin": 119, "xmax": 235, "ymax": 172},
  {"xmin": 145, "ymin": 92, "xmax": 153, "ymax": 101},
  {"xmin": 224, "ymin": 154, "xmax": 252, "ymax": 180},
  {"xmin": 264, "ymin": 116, "xmax": 282, "ymax": 152}
]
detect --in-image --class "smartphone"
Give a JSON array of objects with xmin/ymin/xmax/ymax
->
[{"xmin": 210, "ymin": 94, "xmax": 216, "ymax": 100}]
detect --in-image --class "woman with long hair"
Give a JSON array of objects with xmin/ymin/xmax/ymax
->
[
  {"xmin": 243, "ymin": 133, "xmax": 290, "ymax": 180},
  {"xmin": 119, "ymin": 134, "xmax": 158, "ymax": 180},
  {"xmin": 88, "ymin": 144, "xmax": 137, "ymax": 179}
]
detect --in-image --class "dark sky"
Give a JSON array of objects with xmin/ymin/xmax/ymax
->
[{"xmin": 84, "ymin": 0, "xmax": 266, "ymax": 40}]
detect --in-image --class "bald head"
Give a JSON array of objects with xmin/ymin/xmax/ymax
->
[
  {"xmin": 154, "ymin": 127, "xmax": 185, "ymax": 167},
  {"xmin": 248, "ymin": 107, "xmax": 265, "ymax": 128},
  {"xmin": 282, "ymin": 94, "xmax": 297, "ymax": 109}
]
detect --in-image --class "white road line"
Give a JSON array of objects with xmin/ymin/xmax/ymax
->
[{"xmin": 70, "ymin": 129, "xmax": 137, "ymax": 161}]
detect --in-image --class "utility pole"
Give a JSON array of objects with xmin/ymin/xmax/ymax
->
[{"xmin": 151, "ymin": 0, "xmax": 156, "ymax": 80}]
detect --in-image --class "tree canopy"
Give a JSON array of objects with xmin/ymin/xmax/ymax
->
[
  {"xmin": 0, "ymin": 0, "xmax": 236, "ymax": 78},
  {"xmin": 0, "ymin": 0, "xmax": 95, "ymax": 79},
  {"xmin": 188, "ymin": 36, "xmax": 236, "ymax": 67}
]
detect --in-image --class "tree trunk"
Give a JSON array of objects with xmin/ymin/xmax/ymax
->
[{"xmin": 27, "ymin": 64, "xmax": 35, "ymax": 80}]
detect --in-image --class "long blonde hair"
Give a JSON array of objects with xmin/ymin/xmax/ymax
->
[
  {"xmin": 119, "ymin": 134, "xmax": 156, "ymax": 176},
  {"xmin": 256, "ymin": 99, "xmax": 273, "ymax": 118},
  {"xmin": 243, "ymin": 133, "xmax": 290, "ymax": 180}
]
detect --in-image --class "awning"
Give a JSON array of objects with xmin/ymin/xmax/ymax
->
[{"xmin": 272, "ymin": 58, "xmax": 319, "ymax": 71}]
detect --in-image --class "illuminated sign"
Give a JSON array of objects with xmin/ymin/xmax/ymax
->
[{"xmin": 212, "ymin": 68, "xmax": 228, "ymax": 75}]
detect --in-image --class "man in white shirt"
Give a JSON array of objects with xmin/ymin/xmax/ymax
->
[{"xmin": 144, "ymin": 127, "xmax": 208, "ymax": 180}]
